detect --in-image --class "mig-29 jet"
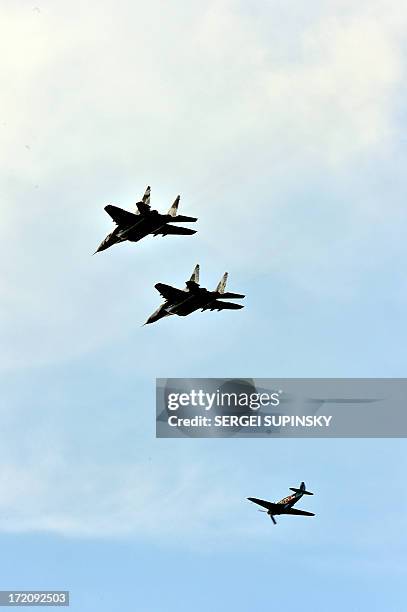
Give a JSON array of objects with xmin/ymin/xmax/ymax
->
[
  {"xmin": 95, "ymin": 186, "xmax": 197, "ymax": 253},
  {"xmin": 145, "ymin": 264, "xmax": 245, "ymax": 324},
  {"xmin": 248, "ymin": 482, "xmax": 315, "ymax": 524}
]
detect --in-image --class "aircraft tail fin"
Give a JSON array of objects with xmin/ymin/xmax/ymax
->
[
  {"xmin": 216, "ymin": 272, "xmax": 228, "ymax": 294},
  {"xmin": 167, "ymin": 195, "xmax": 180, "ymax": 217},
  {"xmin": 143, "ymin": 186, "xmax": 151, "ymax": 205},
  {"xmin": 289, "ymin": 482, "xmax": 313, "ymax": 495},
  {"xmin": 134, "ymin": 185, "xmax": 151, "ymax": 214},
  {"xmin": 188, "ymin": 264, "xmax": 200, "ymax": 284}
]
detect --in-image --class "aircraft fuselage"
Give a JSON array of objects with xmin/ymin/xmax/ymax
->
[
  {"xmin": 145, "ymin": 289, "xmax": 222, "ymax": 324},
  {"xmin": 169, "ymin": 288, "xmax": 219, "ymax": 316},
  {"xmin": 169, "ymin": 289, "xmax": 221, "ymax": 316},
  {"xmin": 96, "ymin": 211, "xmax": 176, "ymax": 252}
]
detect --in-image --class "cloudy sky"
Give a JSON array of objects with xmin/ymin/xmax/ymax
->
[{"xmin": 0, "ymin": 1, "xmax": 406, "ymax": 610}]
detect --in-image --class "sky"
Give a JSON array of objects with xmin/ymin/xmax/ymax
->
[{"xmin": 0, "ymin": 1, "xmax": 406, "ymax": 610}]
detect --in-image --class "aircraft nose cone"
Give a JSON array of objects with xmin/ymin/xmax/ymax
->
[
  {"xmin": 94, "ymin": 241, "xmax": 108, "ymax": 254},
  {"xmin": 94, "ymin": 233, "xmax": 116, "ymax": 254},
  {"xmin": 145, "ymin": 312, "xmax": 163, "ymax": 324},
  {"xmin": 144, "ymin": 306, "xmax": 170, "ymax": 325},
  {"xmin": 144, "ymin": 310, "xmax": 161, "ymax": 324}
]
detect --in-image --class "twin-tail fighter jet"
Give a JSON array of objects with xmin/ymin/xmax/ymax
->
[
  {"xmin": 95, "ymin": 186, "xmax": 197, "ymax": 253},
  {"xmin": 248, "ymin": 482, "xmax": 315, "ymax": 525},
  {"xmin": 145, "ymin": 264, "xmax": 245, "ymax": 324}
]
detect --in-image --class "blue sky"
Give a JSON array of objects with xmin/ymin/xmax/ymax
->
[{"xmin": 0, "ymin": 1, "xmax": 406, "ymax": 610}]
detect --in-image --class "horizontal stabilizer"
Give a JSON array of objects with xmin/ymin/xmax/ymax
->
[
  {"xmin": 202, "ymin": 300, "xmax": 244, "ymax": 311},
  {"xmin": 290, "ymin": 482, "xmax": 313, "ymax": 495},
  {"xmin": 153, "ymin": 226, "xmax": 196, "ymax": 237},
  {"xmin": 167, "ymin": 214, "xmax": 198, "ymax": 223},
  {"xmin": 218, "ymin": 291, "xmax": 245, "ymax": 299}
]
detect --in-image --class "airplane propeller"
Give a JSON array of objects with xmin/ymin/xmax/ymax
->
[{"xmin": 258, "ymin": 510, "xmax": 277, "ymax": 524}]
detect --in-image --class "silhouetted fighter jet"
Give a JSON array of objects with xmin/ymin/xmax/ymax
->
[
  {"xmin": 145, "ymin": 264, "xmax": 245, "ymax": 324},
  {"xmin": 95, "ymin": 186, "xmax": 197, "ymax": 253},
  {"xmin": 248, "ymin": 482, "xmax": 315, "ymax": 524}
]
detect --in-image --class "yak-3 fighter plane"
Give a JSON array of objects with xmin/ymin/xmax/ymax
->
[
  {"xmin": 248, "ymin": 482, "xmax": 315, "ymax": 524},
  {"xmin": 145, "ymin": 264, "xmax": 245, "ymax": 324},
  {"xmin": 95, "ymin": 186, "xmax": 197, "ymax": 253}
]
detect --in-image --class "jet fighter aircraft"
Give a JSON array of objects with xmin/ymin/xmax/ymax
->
[
  {"xmin": 145, "ymin": 264, "xmax": 245, "ymax": 324},
  {"xmin": 248, "ymin": 482, "xmax": 315, "ymax": 524},
  {"xmin": 94, "ymin": 186, "xmax": 197, "ymax": 253}
]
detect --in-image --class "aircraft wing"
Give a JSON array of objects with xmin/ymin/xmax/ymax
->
[
  {"xmin": 153, "ymin": 226, "xmax": 197, "ymax": 236},
  {"xmin": 202, "ymin": 300, "xmax": 244, "ymax": 311},
  {"xmin": 155, "ymin": 283, "xmax": 185, "ymax": 301},
  {"xmin": 218, "ymin": 292, "xmax": 245, "ymax": 299},
  {"xmin": 105, "ymin": 205, "xmax": 138, "ymax": 225},
  {"xmin": 282, "ymin": 508, "xmax": 315, "ymax": 516},
  {"xmin": 247, "ymin": 498, "xmax": 280, "ymax": 512}
]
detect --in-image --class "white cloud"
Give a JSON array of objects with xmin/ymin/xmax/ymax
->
[
  {"xmin": 0, "ymin": 455, "xmax": 258, "ymax": 546},
  {"xmin": 0, "ymin": 1, "xmax": 404, "ymax": 177}
]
